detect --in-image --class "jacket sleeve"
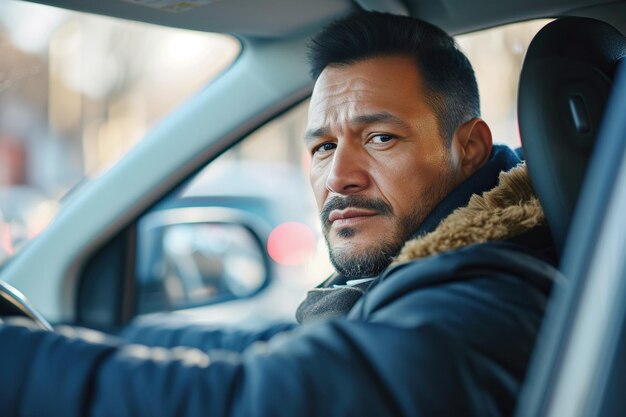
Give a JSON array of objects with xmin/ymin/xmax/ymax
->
[
  {"xmin": 0, "ymin": 316, "xmax": 484, "ymax": 417},
  {"xmin": 121, "ymin": 320, "xmax": 297, "ymax": 352},
  {"xmin": 0, "ymin": 255, "xmax": 547, "ymax": 417}
]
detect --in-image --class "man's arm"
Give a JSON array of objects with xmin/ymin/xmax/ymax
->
[
  {"xmin": 121, "ymin": 320, "xmax": 297, "ymax": 352},
  {"xmin": 1, "ymin": 244, "xmax": 552, "ymax": 417},
  {"xmin": 0, "ymin": 317, "xmax": 478, "ymax": 417}
]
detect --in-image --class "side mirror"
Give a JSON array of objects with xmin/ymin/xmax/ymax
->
[{"xmin": 136, "ymin": 207, "xmax": 271, "ymax": 314}]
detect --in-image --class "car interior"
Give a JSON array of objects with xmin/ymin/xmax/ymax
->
[{"xmin": 1, "ymin": 1, "xmax": 626, "ymax": 416}]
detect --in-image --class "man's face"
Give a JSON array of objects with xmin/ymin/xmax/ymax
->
[{"xmin": 306, "ymin": 55, "xmax": 461, "ymax": 278}]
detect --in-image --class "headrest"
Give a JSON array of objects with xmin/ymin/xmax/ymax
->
[{"xmin": 518, "ymin": 17, "xmax": 626, "ymax": 253}]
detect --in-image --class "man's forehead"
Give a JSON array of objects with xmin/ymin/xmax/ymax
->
[
  {"xmin": 310, "ymin": 58, "xmax": 415, "ymax": 104},
  {"xmin": 306, "ymin": 56, "xmax": 427, "ymax": 131},
  {"xmin": 309, "ymin": 77, "xmax": 384, "ymax": 115},
  {"xmin": 312, "ymin": 67, "xmax": 388, "ymax": 98}
]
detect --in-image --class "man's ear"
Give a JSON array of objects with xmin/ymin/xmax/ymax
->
[{"xmin": 451, "ymin": 117, "xmax": 493, "ymax": 179}]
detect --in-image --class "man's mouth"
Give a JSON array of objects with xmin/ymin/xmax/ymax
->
[
  {"xmin": 320, "ymin": 195, "xmax": 392, "ymax": 233},
  {"xmin": 328, "ymin": 208, "xmax": 379, "ymax": 227}
]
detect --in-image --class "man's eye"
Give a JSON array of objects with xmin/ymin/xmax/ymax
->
[
  {"xmin": 314, "ymin": 143, "xmax": 337, "ymax": 154},
  {"xmin": 370, "ymin": 134, "xmax": 395, "ymax": 144}
]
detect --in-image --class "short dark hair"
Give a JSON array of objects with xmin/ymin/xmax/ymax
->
[{"xmin": 308, "ymin": 11, "xmax": 480, "ymax": 144}]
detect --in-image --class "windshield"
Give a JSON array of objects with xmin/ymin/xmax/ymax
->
[{"xmin": 0, "ymin": 0, "xmax": 240, "ymax": 265}]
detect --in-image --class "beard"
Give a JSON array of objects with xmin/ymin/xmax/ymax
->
[{"xmin": 320, "ymin": 175, "xmax": 456, "ymax": 279}]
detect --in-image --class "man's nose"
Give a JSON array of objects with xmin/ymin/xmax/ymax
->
[{"xmin": 325, "ymin": 144, "xmax": 369, "ymax": 194}]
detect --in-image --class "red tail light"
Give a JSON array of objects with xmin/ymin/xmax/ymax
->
[{"xmin": 267, "ymin": 222, "xmax": 316, "ymax": 266}]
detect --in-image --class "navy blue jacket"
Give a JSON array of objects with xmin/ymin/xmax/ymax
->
[{"xmin": 0, "ymin": 146, "xmax": 559, "ymax": 416}]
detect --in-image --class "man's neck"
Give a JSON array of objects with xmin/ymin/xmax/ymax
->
[{"xmin": 411, "ymin": 145, "xmax": 522, "ymax": 238}]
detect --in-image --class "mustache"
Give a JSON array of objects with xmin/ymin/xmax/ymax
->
[{"xmin": 321, "ymin": 195, "xmax": 393, "ymax": 228}]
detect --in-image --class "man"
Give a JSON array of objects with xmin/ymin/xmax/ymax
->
[{"xmin": 0, "ymin": 11, "xmax": 557, "ymax": 417}]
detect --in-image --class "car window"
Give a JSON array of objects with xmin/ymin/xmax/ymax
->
[
  {"xmin": 0, "ymin": 0, "xmax": 239, "ymax": 265},
  {"xmin": 456, "ymin": 19, "xmax": 552, "ymax": 148}
]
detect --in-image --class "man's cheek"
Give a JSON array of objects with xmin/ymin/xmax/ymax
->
[{"xmin": 309, "ymin": 175, "xmax": 328, "ymax": 209}]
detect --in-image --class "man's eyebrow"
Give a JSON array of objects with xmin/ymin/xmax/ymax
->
[
  {"xmin": 304, "ymin": 112, "xmax": 410, "ymax": 144},
  {"xmin": 352, "ymin": 112, "xmax": 411, "ymax": 130},
  {"xmin": 304, "ymin": 126, "xmax": 331, "ymax": 143}
]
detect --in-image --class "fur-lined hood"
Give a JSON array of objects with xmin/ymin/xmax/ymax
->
[{"xmin": 393, "ymin": 163, "xmax": 544, "ymax": 264}]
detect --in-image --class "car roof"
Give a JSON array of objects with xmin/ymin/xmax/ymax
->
[{"xmin": 22, "ymin": 0, "xmax": 626, "ymax": 37}]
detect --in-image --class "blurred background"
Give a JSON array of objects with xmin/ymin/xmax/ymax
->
[
  {"xmin": 0, "ymin": 0, "xmax": 238, "ymax": 263},
  {"xmin": 0, "ymin": 0, "xmax": 549, "ymax": 293}
]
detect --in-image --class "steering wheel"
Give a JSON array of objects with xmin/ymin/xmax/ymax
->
[{"xmin": 0, "ymin": 280, "xmax": 53, "ymax": 331}]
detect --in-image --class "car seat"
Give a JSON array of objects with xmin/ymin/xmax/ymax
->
[{"xmin": 518, "ymin": 16, "xmax": 626, "ymax": 254}]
